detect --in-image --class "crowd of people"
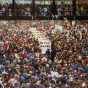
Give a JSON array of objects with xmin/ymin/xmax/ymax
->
[
  {"xmin": 0, "ymin": 20, "xmax": 87, "ymax": 88},
  {"xmin": 51, "ymin": 21, "xmax": 88, "ymax": 88}
]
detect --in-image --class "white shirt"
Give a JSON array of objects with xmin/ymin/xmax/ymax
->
[
  {"xmin": 9, "ymin": 78, "xmax": 20, "ymax": 88},
  {"xmin": 0, "ymin": 80, "xmax": 4, "ymax": 88}
]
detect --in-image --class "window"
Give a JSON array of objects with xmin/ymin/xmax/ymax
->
[
  {"xmin": 35, "ymin": 0, "xmax": 50, "ymax": 18},
  {"xmin": 0, "ymin": 0, "xmax": 12, "ymax": 16},
  {"xmin": 15, "ymin": 0, "xmax": 32, "ymax": 17},
  {"xmin": 76, "ymin": 0, "xmax": 88, "ymax": 16},
  {"xmin": 0, "ymin": 0, "xmax": 79, "ymax": 19},
  {"xmin": 35, "ymin": 0, "xmax": 73, "ymax": 19}
]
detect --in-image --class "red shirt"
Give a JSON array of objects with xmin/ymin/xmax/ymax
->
[{"xmin": 20, "ymin": 51, "xmax": 27, "ymax": 59}]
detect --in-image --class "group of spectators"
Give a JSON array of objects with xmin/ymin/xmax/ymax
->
[
  {"xmin": 51, "ymin": 21, "xmax": 88, "ymax": 88},
  {"xmin": 0, "ymin": 20, "xmax": 87, "ymax": 88}
]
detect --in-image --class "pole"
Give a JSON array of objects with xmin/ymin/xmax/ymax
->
[
  {"xmin": 72, "ymin": 0, "xmax": 76, "ymax": 19},
  {"xmin": 12, "ymin": 0, "xmax": 15, "ymax": 16},
  {"xmin": 32, "ymin": 0, "xmax": 35, "ymax": 20}
]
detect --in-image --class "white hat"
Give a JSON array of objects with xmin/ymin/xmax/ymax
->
[
  {"xmin": 36, "ymin": 80, "xmax": 41, "ymax": 85},
  {"xmin": 82, "ymin": 82, "xmax": 86, "ymax": 87}
]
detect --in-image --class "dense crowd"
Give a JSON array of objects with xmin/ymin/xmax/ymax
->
[{"xmin": 0, "ymin": 21, "xmax": 88, "ymax": 88}]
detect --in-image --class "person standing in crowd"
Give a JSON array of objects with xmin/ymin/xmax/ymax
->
[{"xmin": 0, "ymin": 21, "xmax": 87, "ymax": 88}]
